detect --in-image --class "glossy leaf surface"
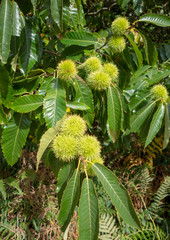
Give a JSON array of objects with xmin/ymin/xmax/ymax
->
[
  {"xmin": 125, "ymin": 33, "xmax": 143, "ymax": 69},
  {"xmin": 125, "ymin": 101, "xmax": 156, "ymax": 135},
  {"xmin": 57, "ymin": 162, "xmax": 75, "ymax": 207},
  {"xmin": 19, "ymin": 20, "xmax": 40, "ymax": 76},
  {"xmin": 79, "ymin": 178, "xmax": 99, "ymax": 240},
  {"xmin": 74, "ymin": 78, "xmax": 94, "ymax": 126},
  {"xmin": 61, "ymin": 31, "xmax": 98, "ymax": 47},
  {"xmin": 92, "ymin": 163, "xmax": 141, "ymax": 229},
  {"xmin": 66, "ymin": 101, "xmax": 90, "ymax": 110},
  {"xmin": 0, "ymin": 0, "xmax": 12, "ymax": 64},
  {"xmin": 163, "ymin": 103, "xmax": 170, "ymax": 149},
  {"xmin": 12, "ymin": 95, "xmax": 43, "ymax": 113},
  {"xmin": 12, "ymin": 1, "xmax": 22, "ymax": 36},
  {"xmin": 50, "ymin": 0, "xmax": 70, "ymax": 31},
  {"xmin": 2, "ymin": 113, "xmax": 31, "ymax": 166},
  {"xmin": 139, "ymin": 31, "xmax": 158, "ymax": 66},
  {"xmin": 139, "ymin": 14, "xmax": 170, "ymax": 27},
  {"xmin": 36, "ymin": 122, "xmax": 62, "ymax": 170},
  {"xmin": 43, "ymin": 78, "xmax": 66, "ymax": 128},
  {"xmin": 58, "ymin": 169, "xmax": 80, "ymax": 231},
  {"xmin": 107, "ymin": 86, "xmax": 122, "ymax": 142},
  {"xmin": 145, "ymin": 103, "xmax": 165, "ymax": 147}
]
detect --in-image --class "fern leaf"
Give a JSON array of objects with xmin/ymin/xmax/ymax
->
[
  {"xmin": 99, "ymin": 214, "xmax": 121, "ymax": 240},
  {"xmin": 149, "ymin": 176, "xmax": 170, "ymax": 218},
  {"xmin": 124, "ymin": 222, "xmax": 166, "ymax": 240}
]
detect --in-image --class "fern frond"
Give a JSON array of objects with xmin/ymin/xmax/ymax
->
[
  {"xmin": 0, "ymin": 219, "xmax": 26, "ymax": 240},
  {"xmin": 99, "ymin": 214, "xmax": 121, "ymax": 240},
  {"xmin": 130, "ymin": 167, "xmax": 153, "ymax": 197},
  {"xmin": 124, "ymin": 222, "xmax": 167, "ymax": 240},
  {"xmin": 149, "ymin": 176, "xmax": 170, "ymax": 219},
  {"xmin": 0, "ymin": 221, "xmax": 16, "ymax": 239}
]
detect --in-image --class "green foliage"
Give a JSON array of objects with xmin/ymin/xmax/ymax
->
[
  {"xmin": 0, "ymin": 0, "xmax": 169, "ymax": 238},
  {"xmin": 2, "ymin": 113, "xmax": 31, "ymax": 165},
  {"xmin": 0, "ymin": 0, "xmax": 12, "ymax": 64},
  {"xmin": 123, "ymin": 222, "xmax": 167, "ymax": 240},
  {"xmin": 43, "ymin": 78, "xmax": 67, "ymax": 128},
  {"xmin": 92, "ymin": 163, "xmax": 141, "ymax": 229},
  {"xmin": 0, "ymin": 179, "xmax": 6, "ymax": 200},
  {"xmin": 0, "ymin": 220, "xmax": 27, "ymax": 240},
  {"xmin": 36, "ymin": 122, "xmax": 61, "ymax": 170},
  {"xmin": 99, "ymin": 214, "xmax": 120, "ymax": 240},
  {"xmin": 79, "ymin": 178, "xmax": 99, "ymax": 240},
  {"xmin": 138, "ymin": 14, "xmax": 170, "ymax": 27},
  {"xmin": 58, "ymin": 169, "xmax": 80, "ymax": 231},
  {"xmin": 12, "ymin": 95, "xmax": 43, "ymax": 113},
  {"xmin": 149, "ymin": 176, "xmax": 170, "ymax": 219}
]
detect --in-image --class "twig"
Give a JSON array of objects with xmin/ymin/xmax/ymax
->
[
  {"xmin": 43, "ymin": 49, "xmax": 61, "ymax": 57},
  {"xmin": 75, "ymin": 75, "xmax": 87, "ymax": 85},
  {"xmin": 43, "ymin": 49, "xmax": 81, "ymax": 64},
  {"xmin": 96, "ymin": 42, "xmax": 107, "ymax": 51},
  {"xmin": 86, "ymin": 3, "xmax": 116, "ymax": 16}
]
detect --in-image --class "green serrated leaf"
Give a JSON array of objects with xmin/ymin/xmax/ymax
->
[
  {"xmin": 36, "ymin": 121, "xmax": 62, "ymax": 170},
  {"xmin": 12, "ymin": 1, "xmax": 22, "ymax": 37},
  {"xmin": 125, "ymin": 33, "xmax": 143, "ymax": 69},
  {"xmin": 58, "ymin": 169, "xmax": 80, "ymax": 231},
  {"xmin": 129, "ymin": 90, "xmax": 152, "ymax": 110},
  {"xmin": 61, "ymin": 31, "xmax": 98, "ymax": 47},
  {"xmin": 0, "ymin": 0, "xmax": 12, "ymax": 64},
  {"xmin": 50, "ymin": 0, "xmax": 70, "ymax": 32},
  {"xmin": 125, "ymin": 101, "xmax": 156, "ymax": 135},
  {"xmin": 116, "ymin": 87, "xmax": 130, "ymax": 130},
  {"xmin": 66, "ymin": 101, "xmax": 90, "ymax": 110},
  {"xmin": 38, "ymin": 76, "xmax": 53, "ymax": 96},
  {"xmin": 0, "ymin": 65, "xmax": 12, "ymax": 103},
  {"xmin": 43, "ymin": 78, "xmax": 66, "ymax": 128},
  {"xmin": 79, "ymin": 178, "xmax": 99, "ymax": 240},
  {"xmin": 19, "ymin": 20, "xmax": 40, "ymax": 76},
  {"xmin": 2, "ymin": 113, "xmax": 31, "ymax": 166},
  {"xmin": 130, "ymin": 65, "xmax": 151, "ymax": 85},
  {"xmin": 74, "ymin": 78, "xmax": 94, "ymax": 126},
  {"xmin": 0, "ymin": 104, "xmax": 7, "ymax": 124},
  {"xmin": 12, "ymin": 95, "xmax": 43, "ymax": 113},
  {"xmin": 145, "ymin": 103, "xmax": 165, "ymax": 147},
  {"xmin": 163, "ymin": 103, "xmax": 170, "ymax": 149},
  {"xmin": 13, "ymin": 69, "xmax": 44, "ymax": 84},
  {"xmin": 31, "ymin": 0, "xmax": 36, "ymax": 14},
  {"xmin": 62, "ymin": 45, "xmax": 93, "ymax": 56},
  {"xmin": 138, "ymin": 31, "xmax": 158, "ymax": 66},
  {"xmin": 146, "ymin": 69, "xmax": 170, "ymax": 86},
  {"xmin": 57, "ymin": 162, "xmax": 75, "ymax": 207},
  {"xmin": 107, "ymin": 86, "xmax": 122, "ymax": 142},
  {"xmin": 139, "ymin": 14, "xmax": 170, "ymax": 27},
  {"xmin": 92, "ymin": 163, "xmax": 141, "ymax": 229}
]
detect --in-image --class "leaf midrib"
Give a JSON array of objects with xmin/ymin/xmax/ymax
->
[
  {"xmin": 11, "ymin": 114, "xmax": 22, "ymax": 162},
  {"xmin": 86, "ymin": 179, "xmax": 92, "ymax": 240},
  {"xmin": 70, "ymin": 170, "xmax": 78, "ymax": 211},
  {"xmin": 93, "ymin": 164, "xmax": 135, "ymax": 222},
  {"xmin": 14, "ymin": 101, "xmax": 42, "ymax": 107},
  {"xmin": 1, "ymin": 0, "xmax": 11, "ymax": 58},
  {"xmin": 62, "ymin": 39, "xmax": 97, "ymax": 44},
  {"xmin": 131, "ymin": 101, "xmax": 156, "ymax": 128},
  {"xmin": 108, "ymin": 87, "xmax": 116, "ymax": 129}
]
